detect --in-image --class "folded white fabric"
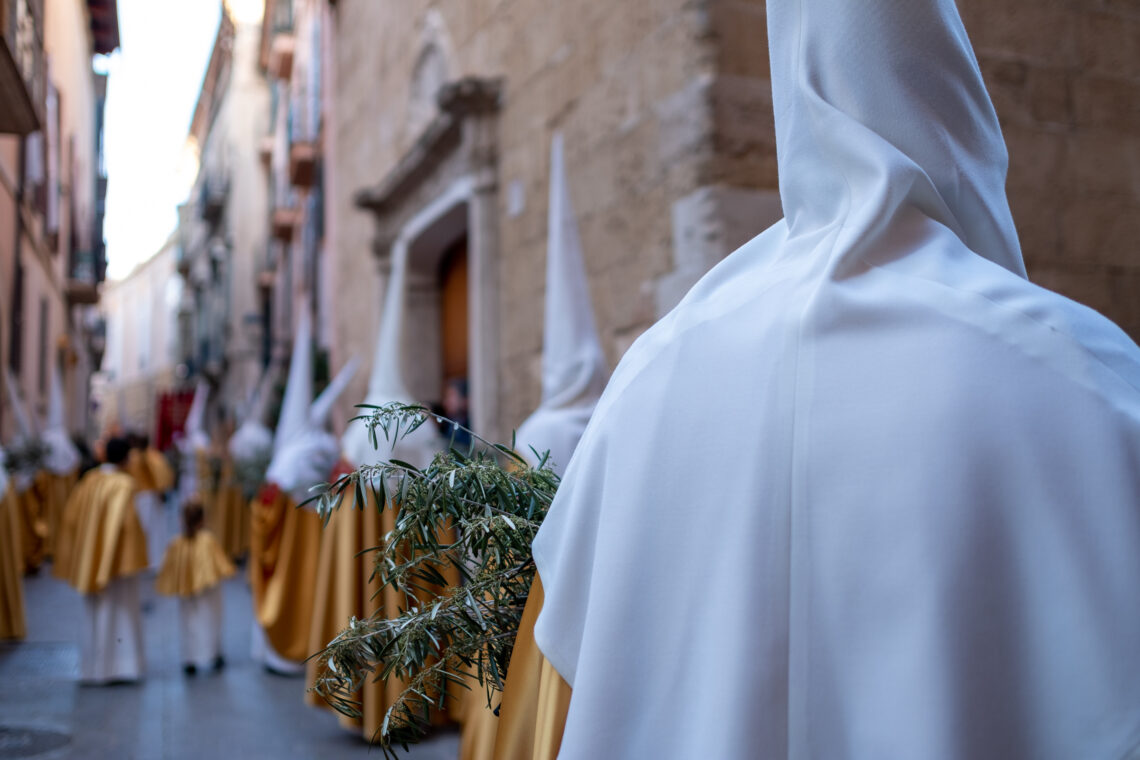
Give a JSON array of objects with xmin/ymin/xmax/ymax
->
[{"xmin": 533, "ymin": 1, "xmax": 1140, "ymax": 758}]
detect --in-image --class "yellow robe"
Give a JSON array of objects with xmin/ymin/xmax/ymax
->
[
  {"xmin": 210, "ymin": 459, "xmax": 250, "ymax": 560},
  {"xmin": 489, "ymin": 575, "xmax": 571, "ymax": 760},
  {"xmin": 156, "ymin": 529, "xmax": 236, "ymax": 597},
  {"xmin": 0, "ymin": 485, "xmax": 27, "ymax": 640},
  {"xmin": 54, "ymin": 468, "xmax": 148, "ymax": 594},
  {"xmin": 14, "ymin": 480, "xmax": 46, "ymax": 574},
  {"xmin": 305, "ymin": 485, "xmax": 461, "ymax": 740},
  {"xmin": 249, "ymin": 485, "xmax": 322, "ymax": 662},
  {"xmin": 40, "ymin": 470, "xmax": 77, "ymax": 561},
  {"xmin": 304, "ymin": 489, "xmax": 390, "ymax": 738},
  {"xmin": 127, "ymin": 448, "xmax": 175, "ymax": 494}
]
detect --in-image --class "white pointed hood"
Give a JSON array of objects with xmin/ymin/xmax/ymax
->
[
  {"xmin": 515, "ymin": 133, "xmax": 606, "ymax": 475},
  {"xmin": 768, "ymin": 0, "xmax": 1023, "ymax": 278},
  {"xmin": 178, "ymin": 381, "xmax": 211, "ymax": 455},
  {"xmin": 531, "ymin": 2, "xmax": 1140, "ymax": 758},
  {"xmin": 228, "ymin": 366, "xmax": 277, "ymax": 465},
  {"xmin": 41, "ymin": 368, "xmax": 80, "ymax": 474},
  {"xmin": 5, "ymin": 369, "xmax": 37, "ymax": 442},
  {"xmin": 341, "ymin": 243, "xmax": 439, "ymax": 469},
  {"xmin": 266, "ymin": 300, "xmax": 360, "ymax": 502},
  {"xmin": 4, "ymin": 370, "xmax": 40, "ymax": 492}
]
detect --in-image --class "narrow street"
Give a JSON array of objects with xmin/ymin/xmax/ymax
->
[{"xmin": 0, "ymin": 559, "xmax": 460, "ymax": 759}]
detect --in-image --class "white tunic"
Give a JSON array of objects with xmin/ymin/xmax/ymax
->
[
  {"xmin": 78, "ymin": 575, "xmax": 144, "ymax": 685},
  {"xmin": 532, "ymin": 1, "xmax": 1140, "ymax": 758},
  {"xmin": 178, "ymin": 585, "xmax": 224, "ymax": 669}
]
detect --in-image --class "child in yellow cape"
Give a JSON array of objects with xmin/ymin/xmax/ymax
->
[{"xmin": 156, "ymin": 498, "xmax": 235, "ymax": 675}]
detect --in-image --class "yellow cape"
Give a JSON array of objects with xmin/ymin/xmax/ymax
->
[
  {"xmin": 40, "ymin": 470, "xmax": 77, "ymax": 561},
  {"xmin": 210, "ymin": 458, "xmax": 250, "ymax": 560},
  {"xmin": 0, "ymin": 485, "xmax": 27, "ymax": 639},
  {"xmin": 156, "ymin": 530, "xmax": 236, "ymax": 596},
  {"xmin": 54, "ymin": 468, "xmax": 148, "ymax": 594},
  {"xmin": 249, "ymin": 485, "xmax": 321, "ymax": 662},
  {"xmin": 305, "ymin": 485, "xmax": 460, "ymax": 740}
]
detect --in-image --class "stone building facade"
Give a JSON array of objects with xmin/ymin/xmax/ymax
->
[
  {"xmin": 309, "ymin": 0, "xmax": 1137, "ymax": 441},
  {"xmin": 0, "ymin": 0, "xmax": 117, "ymax": 441},
  {"xmin": 95, "ymin": 233, "xmax": 180, "ymax": 434},
  {"xmin": 177, "ymin": 1, "xmax": 271, "ymax": 427}
]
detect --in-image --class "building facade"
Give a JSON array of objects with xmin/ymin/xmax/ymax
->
[
  {"xmin": 307, "ymin": 0, "xmax": 1140, "ymax": 443},
  {"xmin": 94, "ymin": 232, "xmax": 180, "ymax": 437},
  {"xmin": 0, "ymin": 0, "xmax": 117, "ymax": 442},
  {"xmin": 177, "ymin": 1, "xmax": 271, "ymax": 429}
]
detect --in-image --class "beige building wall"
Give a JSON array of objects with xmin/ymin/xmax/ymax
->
[
  {"xmin": 97, "ymin": 235, "xmax": 180, "ymax": 434},
  {"xmin": 325, "ymin": 0, "xmax": 1139, "ymax": 440},
  {"xmin": 1, "ymin": 0, "xmax": 111, "ymax": 442},
  {"xmin": 327, "ymin": 0, "xmax": 780, "ymax": 438},
  {"xmin": 180, "ymin": 7, "xmax": 270, "ymax": 428}
]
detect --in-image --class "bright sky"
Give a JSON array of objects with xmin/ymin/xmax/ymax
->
[{"xmin": 101, "ymin": 0, "xmax": 222, "ymax": 281}]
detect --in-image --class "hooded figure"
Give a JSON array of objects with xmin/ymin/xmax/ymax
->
[
  {"xmin": 176, "ymin": 381, "xmax": 211, "ymax": 505},
  {"xmin": 523, "ymin": 2, "xmax": 1140, "ymax": 758},
  {"xmin": 305, "ymin": 237, "xmax": 442, "ymax": 737},
  {"xmin": 213, "ymin": 369, "xmax": 279, "ymax": 560},
  {"xmin": 514, "ymin": 133, "xmax": 607, "ymax": 475},
  {"xmin": 250, "ymin": 301, "xmax": 358, "ymax": 674},
  {"xmin": 5, "ymin": 371, "xmax": 46, "ymax": 574},
  {"xmin": 39, "ymin": 369, "xmax": 81, "ymax": 563},
  {"xmin": 463, "ymin": 133, "xmax": 608, "ymax": 760},
  {"xmin": 228, "ymin": 368, "xmax": 277, "ymax": 476}
]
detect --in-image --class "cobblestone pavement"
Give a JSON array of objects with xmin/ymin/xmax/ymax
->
[{"xmin": 0, "ymin": 554, "xmax": 460, "ymax": 760}]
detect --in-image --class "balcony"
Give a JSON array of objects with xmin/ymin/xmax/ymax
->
[
  {"xmin": 258, "ymin": 135, "xmax": 274, "ymax": 168},
  {"xmin": 271, "ymin": 205, "xmax": 299, "ymax": 242},
  {"xmin": 288, "ymin": 140, "xmax": 316, "ymax": 187},
  {"xmin": 267, "ymin": 0, "xmax": 294, "ymax": 80},
  {"xmin": 0, "ymin": 0, "xmax": 46, "ymax": 134},
  {"xmin": 198, "ymin": 175, "xmax": 228, "ymax": 225},
  {"xmin": 66, "ymin": 249, "xmax": 100, "ymax": 305}
]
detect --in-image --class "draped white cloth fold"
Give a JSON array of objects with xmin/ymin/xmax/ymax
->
[
  {"xmin": 531, "ymin": 1, "xmax": 1140, "ymax": 758},
  {"xmin": 78, "ymin": 576, "xmax": 144, "ymax": 684},
  {"xmin": 514, "ymin": 133, "xmax": 606, "ymax": 475},
  {"xmin": 178, "ymin": 585, "xmax": 224, "ymax": 669}
]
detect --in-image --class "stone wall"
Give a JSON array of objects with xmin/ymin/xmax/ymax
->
[
  {"xmin": 960, "ymin": 0, "xmax": 1140, "ymax": 341},
  {"xmin": 330, "ymin": 0, "xmax": 1140, "ymax": 437}
]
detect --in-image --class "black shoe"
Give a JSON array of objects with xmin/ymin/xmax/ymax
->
[
  {"xmin": 183, "ymin": 664, "xmax": 197, "ymax": 676},
  {"xmin": 213, "ymin": 655, "xmax": 225, "ymax": 671}
]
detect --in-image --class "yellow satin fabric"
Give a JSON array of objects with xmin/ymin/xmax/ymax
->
[
  {"xmin": 210, "ymin": 459, "xmax": 250, "ymax": 560},
  {"xmin": 14, "ymin": 480, "xmax": 47, "ymax": 574},
  {"xmin": 146, "ymin": 449, "xmax": 175, "ymax": 492},
  {"xmin": 40, "ymin": 470, "xmax": 77, "ymax": 561},
  {"xmin": 249, "ymin": 488, "xmax": 322, "ymax": 662},
  {"xmin": 304, "ymin": 489, "xmax": 390, "ymax": 738},
  {"xmin": 53, "ymin": 469, "xmax": 149, "ymax": 594},
  {"xmin": 0, "ymin": 485, "xmax": 27, "ymax": 640},
  {"xmin": 464, "ymin": 574, "xmax": 570, "ymax": 760},
  {"xmin": 128, "ymin": 448, "xmax": 175, "ymax": 494},
  {"xmin": 156, "ymin": 530, "xmax": 236, "ymax": 597},
  {"xmin": 305, "ymin": 488, "xmax": 460, "ymax": 739}
]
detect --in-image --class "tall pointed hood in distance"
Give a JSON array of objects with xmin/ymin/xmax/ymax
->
[
  {"xmin": 272, "ymin": 298, "xmax": 314, "ymax": 457},
  {"xmin": 341, "ymin": 243, "xmax": 439, "ymax": 469},
  {"xmin": 4, "ymin": 370, "xmax": 39, "ymax": 492},
  {"xmin": 310, "ymin": 355, "xmax": 361, "ymax": 430},
  {"xmin": 42, "ymin": 368, "xmax": 80, "ymax": 474},
  {"xmin": 228, "ymin": 365, "xmax": 278, "ymax": 464},
  {"xmin": 179, "ymin": 380, "xmax": 211, "ymax": 454},
  {"xmin": 769, "ymin": 0, "xmax": 1024, "ymax": 277},
  {"xmin": 4, "ymin": 369, "xmax": 36, "ymax": 441},
  {"xmin": 515, "ymin": 133, "xmax": 607, "ymax": 475},
  {"xmin": 265, "ymin": 298, "xmax": 354, "ymax": 501}
]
